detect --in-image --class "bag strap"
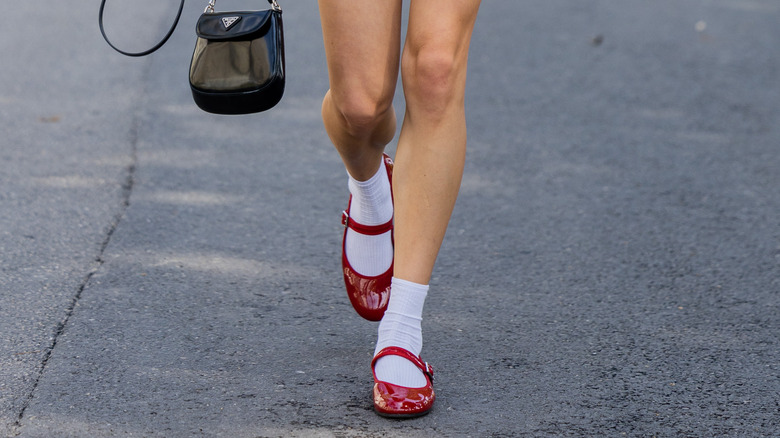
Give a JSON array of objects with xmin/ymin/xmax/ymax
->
[
  {"xmin": 205, "ymin": 0, "xmax": 281, "ymax": 14},
  {"xmin": 99, "ymin": 0, "xmax": 186, "ymax": 57},
  {"xmin": 98, "ymin": 0, "xmax": 281, "ymax": 58}
]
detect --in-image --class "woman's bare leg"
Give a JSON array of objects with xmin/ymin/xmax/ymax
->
[
  {"xmin": 319, "ymin": 2, "xmax": 405, "ymax": 283},
  {"xmin": 373, "ymin": 0, "xmax": 482, "ymax": 391},
  {"xmin": 393, "ymin": 0, "xmax": 482, "ymax": 285},
  {"xmin": 318, "ymin": 0, "xmax": 403, "ymax": 179}
]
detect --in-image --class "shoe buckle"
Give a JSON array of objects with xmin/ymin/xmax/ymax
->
[
  {"xmin": 424, "ymin": 362, "xmax": 434, "ymax": 382},
  {"xmin": 341, "ymin": 210, "xmax": 349, "ymax": 227}
]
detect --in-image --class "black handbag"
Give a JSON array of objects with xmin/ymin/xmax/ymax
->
[{"xmin": 99, "ymin": 0, "xmax": 285, "ymax": 115}]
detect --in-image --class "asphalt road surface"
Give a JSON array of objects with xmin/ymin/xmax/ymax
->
[{"xmin": 1, "ymin": 0, "xmax": 778, "ymax": 436}]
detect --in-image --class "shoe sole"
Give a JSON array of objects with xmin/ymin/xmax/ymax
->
[{"xmin": 374, "ymin": 407, "xmax": 432, "ymax": 419}]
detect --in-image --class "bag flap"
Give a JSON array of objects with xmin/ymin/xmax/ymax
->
[{"xmin": 196, "ymin": 10, "xmax": 274, "ymax": 40}]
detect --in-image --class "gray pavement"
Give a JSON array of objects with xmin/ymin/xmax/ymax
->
[{"xmin": 2, "ymin": 0, "xmax": 779, "ymax": 436}]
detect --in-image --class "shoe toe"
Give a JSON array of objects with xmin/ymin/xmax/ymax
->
[
  {"xmin": 343, "ymin": 263, "xmax": 392, "ymax": 321},
  {"xmin": 373, "ymin": 381, "xmax": 435, "ymax": 418}
]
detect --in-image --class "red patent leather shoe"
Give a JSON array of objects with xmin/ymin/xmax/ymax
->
[
  {"xmin": 372, "ymin": 346, "xmax": 435, "ymax": 418},
  {"xmin": 341, "ymin": 154, "xmax": 394, "ymax": 321}
]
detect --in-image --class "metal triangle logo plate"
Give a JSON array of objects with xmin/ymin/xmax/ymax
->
[{"xmin": 222, "ymin": 16, "xmax": 241, "ymax": 30}]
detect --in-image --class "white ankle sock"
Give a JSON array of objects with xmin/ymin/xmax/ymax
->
[
  {"xmin": 374, "ymin": 277, "xmax": 429, "ymax": 388},
  {"xmin": 345, "ymin": 160, "xmax": 394, "ymax": 276}
]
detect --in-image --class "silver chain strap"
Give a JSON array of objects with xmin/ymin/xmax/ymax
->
[{"xmin": 205, "ymin": 0, "xmax": 281, "ymax": 14}]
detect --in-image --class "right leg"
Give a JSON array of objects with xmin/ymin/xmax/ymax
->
[
  {"xmin": 318, "ymin": 0, "xmax": 403, "ymax": 180},
  {"xmin": 319, "ymin": 1, "xmax": 403, "ymax": 310}
]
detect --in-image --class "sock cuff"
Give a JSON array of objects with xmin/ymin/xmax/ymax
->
[
  {"xmin": 346, "ymin": 157, "xmax": 393, "ymax": 225},
  {"xmin": 386, "ymin": 277, "xmax": 428, "ymax": 320},
  {"xmin": 347, "ymin": 157, "xmax": 389, "ymax": 194},
  {"xmin": 391, "ymin": 277, "xmax": 429, "ymax": 294},
  {"xmin": 347, "ymin": 161, "xmax": 385, "ymax": 186}
]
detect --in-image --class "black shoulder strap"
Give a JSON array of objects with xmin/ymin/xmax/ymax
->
[{"xmin": 99, "ymin": 0, "xmax": 186, "ymax": 57}]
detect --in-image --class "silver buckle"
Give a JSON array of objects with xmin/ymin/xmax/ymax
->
[{"xmin": 341, "ymin": 211, "xmax": 349, "ymax": 227}]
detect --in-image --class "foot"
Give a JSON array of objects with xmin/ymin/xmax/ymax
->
[
  {"xmin": 372, "ymin": 347, "xmax": 435, "ymax": 418},
  {"xmin": 373, "ymin": 277, "xmax": 429, "ymax": 388}
]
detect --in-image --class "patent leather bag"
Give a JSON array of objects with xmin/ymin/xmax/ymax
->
[
  {"xmin": 99, "ymin": 0, "xmax": 285, "ymax": 115},
  {"xmin": 190, "ymin": 0, "xmax": 285, "ymax": 114}
]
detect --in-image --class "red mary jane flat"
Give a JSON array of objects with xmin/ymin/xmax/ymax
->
[
  {"xmin": 341, "ymin": 154, "xmax": 394, "ymax": 321},
  {"xmin": 371, "ymin": 346, "xmax": 436, "ymax": 418}
]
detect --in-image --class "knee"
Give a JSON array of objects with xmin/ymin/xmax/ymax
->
[
  {"xmin": 326, "ymin": 90, "xmax": 394, "ymax": 139},
  {"xmin": 402, "ymin": 45, "xmax": 464, "ymax": 115}
]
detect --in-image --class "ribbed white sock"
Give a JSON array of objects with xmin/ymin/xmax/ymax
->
[
  {"xmin": 345, "ymin": 160, "xmax": 394, "ymax": 276},
  {"xmin": 373, "ymin": 277, "xmax": 429, "ymax": 388}
]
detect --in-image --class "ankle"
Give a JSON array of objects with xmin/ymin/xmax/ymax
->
[
  {"xmin": 374, "ymin": 278, "xmax": 428, "ymax": 357},
  {"xmin": 347, "ymin": 158, "xmax": 393, "ymax": 226}
]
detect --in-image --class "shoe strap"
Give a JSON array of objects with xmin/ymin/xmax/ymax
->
[
  {"xmin": 341, "ymin": 153, "xmax": 394, "ymax": 236},
  {"xmin": 342, "ymin": 205, "xmax": 394, "ymax": 236},
  {"xmin": 372, "ymin": 346, "xmax": 434, "ymax": 382}
]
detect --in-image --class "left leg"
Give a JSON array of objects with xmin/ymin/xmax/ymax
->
[
  {"xmin": 393, "ymin": 0, "xmax": 482, "ymax": 285},
  {"xmin": 372, "ymin": 0, "xmax": 481, "ymax": 418}
]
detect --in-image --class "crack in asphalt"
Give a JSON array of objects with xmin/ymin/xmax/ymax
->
[{"xmin": 10, "ymin": 114, "xmax": 140, "ymax": 437}]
